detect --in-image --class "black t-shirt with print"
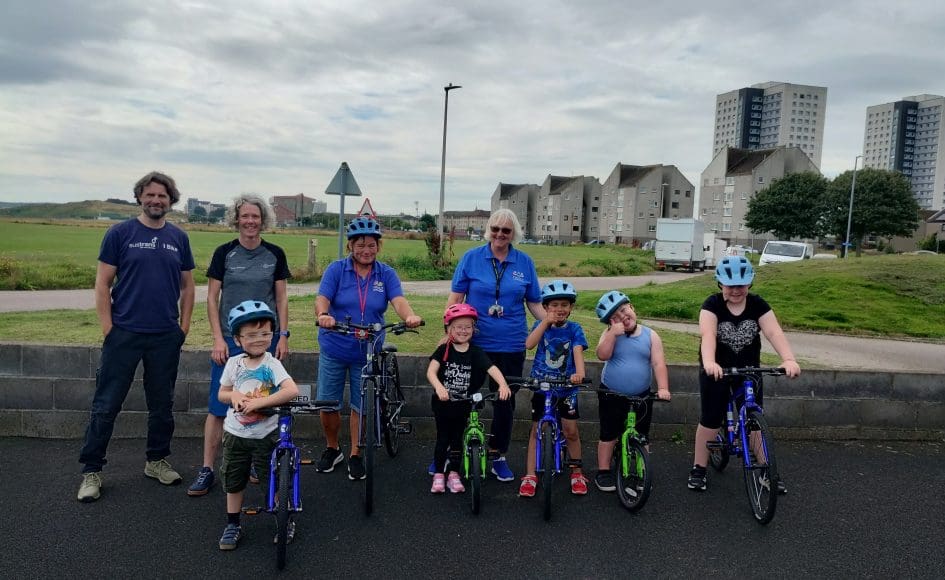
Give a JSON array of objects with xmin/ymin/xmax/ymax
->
[
  {"xmin": 429, "ymin": 343, "xmax": 494, "ymax": 398},
  {"xmin": 700, "ymin": 293, "xmax": 772, "ymax": 369}
]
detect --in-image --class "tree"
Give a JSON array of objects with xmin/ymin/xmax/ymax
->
[
  {"xmin": 744, "ymin": 171, "xmax": 828, "ymax": 239},
  {"xmin": 419, "ymin": 213, "xmax": 436, "ymax": 231},
  {"xmin": 823, "ymin": 168, "xmax": 920, "ymax": 256},
  {"xmin": 190, "ymin": 206, "xmax": 207, "ymax": 223}
]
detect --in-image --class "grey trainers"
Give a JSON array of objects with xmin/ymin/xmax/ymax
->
[
  {"xmin": 77, "ymin": 472, "xmax": 103, "ymax": 502},
  {"xmin": 144, "ymin": 459, "xmax": 182, "ymax": 485},
  {"xmin": 219, "ymin": 523, "xmax": 242, "ymax": 551}
]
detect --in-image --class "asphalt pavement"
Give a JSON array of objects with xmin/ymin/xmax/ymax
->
[{"xmin": 5, "ymin": 436, "xmax": 944, "ymax": 578}]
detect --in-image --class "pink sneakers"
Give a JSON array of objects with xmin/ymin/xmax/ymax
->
[
  {"xmin": 431, "ymin": 473, "xmax": 446, "ymax": 493},
  {"xmin": 446, "ymin": 472, "xmax": 465, "ymax": 493}
]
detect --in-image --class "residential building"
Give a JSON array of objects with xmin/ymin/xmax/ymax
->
[
  {"xmin": 269, "ymin": 194, "xmax": 326, "ymax": 226},
  {"xmin": 443, "ymin": 209, "xmax": 491, "ymax": 237},
  {"xmin": 185, "ymin": 198, "xmax": 225, "ymax": 215},
  {"xmin": 491, "ymin": 183, "xmax": 539, "ymax": 238},
  {"xmin": 533, "ymin": 175, "xmax": 600, "ymax": 244},
  {"xmin": 599, "ymin": 164, "xmax": 695, "ymax": 245},
  {"xmin": 713, "ymin": 82, "xmax": 827, "ymax": 169},
  {"xmin": 862, "ymin": 94, "xmax": 945, "ymax": 210},
  {"xmin": 699, "ymin": 146, "xmax": 819, "ymax": 248}
]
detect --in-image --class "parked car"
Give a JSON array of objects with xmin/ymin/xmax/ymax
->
[
  {"xmin": 811, "ymin": 253, "xmax": 837, "ymax": 260},
  {"xmin": 586, "ymin": 239, "xmax": 605, "ymax": 246},
  {"xmin": 759, "ymin": 241, "xmax": 814, "ymax": 265}
]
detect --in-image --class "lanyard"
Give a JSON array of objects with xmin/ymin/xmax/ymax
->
[
  {"xmin": 490, "ymin": 257, "xmax": 509, "ymax": 304},
  {"xmin": 353, "ymin": 261, "xmax": 373, "ymax": 323}
]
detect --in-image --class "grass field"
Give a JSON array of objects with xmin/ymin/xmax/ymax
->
[{"xmin": 0, "ymin": 219, "xmax": 651, "ymax": 289}]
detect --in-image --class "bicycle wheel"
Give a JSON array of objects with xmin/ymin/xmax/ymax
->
[
  {"xmin": 276, "ymin": 450, "xmax": 291, "ymax": 570},
  {"xmin": 383, "ymin": 354, "xmax": 404, "ymax": 457},
  {"xmin": 540, "ymin": 422, "xmax": 555, "ymax": 521},
  {"xmin": 708, "ymin": 429, "xmax": 730, "ymax": 472},
  {"xmin": 363, "ymin": 378, "xmax": 376, "ymax": 516},
  {"xmin": 470, "ymin": 445, "xmax": 482, "ymax": 515},
  {"xmin": 743, "ymin": 409, "xmax": 778, "ymax": 524},
  {"xmin": 616, "ymin": 438, "xmax": 651, "ymax": 512}
]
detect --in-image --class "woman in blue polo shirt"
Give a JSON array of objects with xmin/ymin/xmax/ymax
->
[
  {"xmin": 314, "ymin": 217, "xmax": 422, "ymax": 481},
  {"xmin": 447, "ymin": 208, "xmax": 545, "ymax": 482}
]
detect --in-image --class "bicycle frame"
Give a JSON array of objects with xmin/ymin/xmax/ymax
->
[
  {"xmin": 534, "ymin": 383, "xmax": 577, "ymax": 475},
  {"xmin": 719, "ymin": 374, "xmax": 766, "ymax": 465}
]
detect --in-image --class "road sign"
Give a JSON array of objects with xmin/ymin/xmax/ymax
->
[
  {"xmin": 357, "ymin": 198, "xmax": 376, "ymax": 218},
  {"xmin": 325, "ymin": 162, "xmax": 362, "ymax": 196}
]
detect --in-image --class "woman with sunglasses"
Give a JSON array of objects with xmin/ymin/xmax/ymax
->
[{"xmin": 446, "ymin": 208, "xmax": 545, "ymax": 483}]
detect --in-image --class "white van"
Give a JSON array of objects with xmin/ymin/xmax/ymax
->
[{"xmin": 759, "ymin": 241, "xmax": 814, "ymax": 265}]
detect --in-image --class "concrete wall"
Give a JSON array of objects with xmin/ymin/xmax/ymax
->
[{"xmin": 0, "ymin": 344, "xmax": 942, "ymax": 441}]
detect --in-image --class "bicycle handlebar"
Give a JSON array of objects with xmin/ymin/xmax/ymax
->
[
  {"xmin": 329, "ymin": 318, "xmax": 425, "ymax": 338},
  {"xmin": 593, "ymin": 389, "xmax": 669, "ymax": 403},
  {"xmin": 449, "ymin": 391, "xmax": 500, "ymax": 404},
  {"xmin": 721, "ymin": 367, "xmax": 787, "ymax": 377},
  {"xmin": 504, "ymin": 376, "xmax": 594, "ymax": 391},
  {"xmin": 276, "ymin": 400, "xmax": 339, "ymax": 413}
]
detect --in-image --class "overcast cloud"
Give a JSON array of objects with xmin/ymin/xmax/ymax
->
[{"xmin": 1, "ymin": 0, "xmax": 942, "ymax": 214}]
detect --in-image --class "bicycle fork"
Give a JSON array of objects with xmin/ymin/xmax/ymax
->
[{"xmin": 619, "ymin": 413, "xmax": 644, "ymax": 479}]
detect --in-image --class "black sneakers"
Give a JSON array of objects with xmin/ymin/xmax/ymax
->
[
  {"xmin": 594, "ymin": 470, "xmax": 616, "ymax": 492},
  {"xmin": 347, "ymin": 455, "xmax": 366, "ymax": 480},
  {"xmin": 315, "ymin": 447, "xmax": 344, "ymax": 473},
  {"xmin": 687, "ymin": 465, "xmax": 707, "ymax": 491}
]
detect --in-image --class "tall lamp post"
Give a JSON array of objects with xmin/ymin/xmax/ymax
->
[
  {"xmin": 438, "ymin": 83, "xmax": 462, "ymax": 251},
  {"xmin": 843, "ymin": 155, "xmax": 863, "ymax": 258}
]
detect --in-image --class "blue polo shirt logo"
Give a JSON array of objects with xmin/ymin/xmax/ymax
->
[
  {"xmin": 372, "ymin": 280, "xmax": 385, "ymax": 293},
  {"xmin": 512, "ymin": 270, "xmax": 525, "ymax": 281}
]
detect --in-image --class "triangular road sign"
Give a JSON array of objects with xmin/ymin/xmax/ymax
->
[
  {"xmin": 325, "ymin": 162, "xmax": 362, "ymax": 196},
  {"xmin": 357, "ymin": 198, "xmax": 376, "ymax": 218}
]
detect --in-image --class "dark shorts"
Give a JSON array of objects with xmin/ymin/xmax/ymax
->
[
  {"xmin": 530, "ymin": 391, "xmax": 580, "ymax": 422},
  {"xmin": 597, "ymin": 389, "xmax": 653, "ymax": 442},
  {"xmin": 221, "ymin": 430, "xmax": 278, "ymax": 494},
  {"xmin": 699, "ymin": 372, "xmax": 764, "ymax": 430}
]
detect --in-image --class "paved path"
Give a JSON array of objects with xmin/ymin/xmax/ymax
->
[{"xmin": 1, "ymin": 272, "xmax": 942, "ymax": 373}]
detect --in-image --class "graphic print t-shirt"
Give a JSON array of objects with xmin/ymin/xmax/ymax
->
[
  {"xmin": 429, "ymin": 343, "xmax": 493, "ymax": 398},
  {"xmin": 221, "ymin": 353, "xmax": 291, "ymax": 439},
  {"xmin": 528, "ymin": 320, "xmax": 588, "ymax": 379},
  {"xmin": 700, "ymin": 293, "xmax": 772, "ymax": 368}
]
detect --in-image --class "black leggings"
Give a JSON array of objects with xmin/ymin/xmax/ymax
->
[
  {"xmin": 432, "ymin": 397, "xmax": 470, "ymax": 474},
  {"xmin": 484, "ymin": 350, "xmax": 525, "ymax": 454}
]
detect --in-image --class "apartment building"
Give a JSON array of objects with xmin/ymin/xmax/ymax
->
[
  {"xmin": 532, "ymin": 175, "xmax": 600, "ymax": 244},
  {"xmin": 862, "ymin": 94, "xmax": 945, "ymax": 210},
  {"xmin": 599, "ymin": 164, "xmax": 695, "ymax": 245},
  {"xmin": 269, "ymin": 194, "xmax": 327, "ymax": 226},
  {"xmin": 699, "ymin": 146, "xmax": 818, "ymax": 248},
  {"xmin": 491, "ymin": 183, "xmax": 539, "ymax": 238},
  {"xmin": 443, "ymin": 209, "xmax": 491, "ymax": 236},
  {"xmin": 713, "ymin": 82, "xmax": 827, "ymax": 169}
]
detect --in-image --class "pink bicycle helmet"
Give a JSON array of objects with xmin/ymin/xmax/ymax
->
[{"xmin": 443, "ymin": 303, "xmax": 478, "ymax": 326}]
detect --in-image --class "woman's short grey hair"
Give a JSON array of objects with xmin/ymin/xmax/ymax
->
[
  {"xmin": 485, "ymin": 208, "xmax": 523, "ymax": 244},
  {"xmin": 225, "ymin": 194, "xmax": 275, "ymax": 231}
]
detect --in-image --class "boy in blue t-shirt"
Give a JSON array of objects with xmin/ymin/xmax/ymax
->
[{"xmin": 519, "ymin": 280, "xmax": 589, "ymax": 497}]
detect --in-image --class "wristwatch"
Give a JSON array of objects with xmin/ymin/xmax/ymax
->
[{"xmin": 279, "ymin": 330, "xmax": 290, "ymax": 338}]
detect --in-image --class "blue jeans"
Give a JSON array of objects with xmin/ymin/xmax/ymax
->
[
  {"xmin": 79, "ymin": 326, "xmax": 186, "ymax": 473},
  {"xmin": 208, "ymin": 334, "xmax": 279, "ymax": 417},
  {"xmin": 316, "ymin": 352, "xmax": 364, "ymax": 413}
]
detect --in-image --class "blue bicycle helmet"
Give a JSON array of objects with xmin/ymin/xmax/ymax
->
[
  {"xmin": 715, "ymin": 256, "xmax": 754, "ymax": 286},
  {"xmin": 595, "ymin": 290, "xmax": 630, "ymax": 323},
  {"xmin": 540, "ymin": 279, "xmax": 577, "ymax": 304},
  {"xmin": 346, "ymin": 216, "xmax": 382, "ymax": 239},
  {"xmin": 227, "ymin": 300, "xmax": 276, "ymax": 335}
]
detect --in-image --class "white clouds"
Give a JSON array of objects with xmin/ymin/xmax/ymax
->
[{"xmin": 1, "ymin": 0, "xmax": 943, "ymax": 212}]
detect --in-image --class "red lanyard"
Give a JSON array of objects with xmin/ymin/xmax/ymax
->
[{"xmin": 353, "ymin": 262, "xmax": 373, "ymax": 323}]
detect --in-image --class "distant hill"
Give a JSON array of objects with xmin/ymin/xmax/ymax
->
[{"xmin": 0, "ymin": 200, "xmax": 184, "ymax": 220}]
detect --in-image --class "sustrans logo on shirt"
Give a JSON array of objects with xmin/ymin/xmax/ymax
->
[{"xmin": 128, "ymin": 237, "xmax": 159, "ymax": 250}]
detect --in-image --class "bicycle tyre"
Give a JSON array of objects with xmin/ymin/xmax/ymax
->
[
  {"xmin": 540, "ymin": 422, "xmax": 555, "ymax": 521},
  {"xmin": 743, "ymin": 409, "xmax": 778, "ymax": 524},
  {"xmin": 470, "ymin": 445, "xmax": 482, "ymax": 515},
  {"xmin": 709, "ymin": 429, "xmax": 730, "ymax": 472},
  {"xmin": 616, "ymin": 438, "xmax": 651, "ymax": 512},
  {"xmin": 276, "ymin": 450, "xmax": 291, "ymax": 570},
  {"xmin": 364, "ymin": 378, "xmax": 376, "ymax": 516},
  {"xmin": 383, "ymin": 354, "xmax": 403, "ymax": 457}
]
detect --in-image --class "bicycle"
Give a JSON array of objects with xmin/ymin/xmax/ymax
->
[
  {"xmin": 266, "ymin": 399, "xmax": 338, "ymax": 570},
  {"xmin": 449, "ymin": 390, "xmax": 500, "ymax": 515},
  {"xmin": 506, "ymin": 375, "xmax": 592, "ymax": 521},
  {"xmin": 705, "ymin": 366, "xmax": 784, "ymax": 525},
  {"xmin": 329, "ymin": 318, "xmax": 423, "ymax": 515},
  {"xmin": 594, "ymin": 389, "xmax": 667, "ymax": 512}
]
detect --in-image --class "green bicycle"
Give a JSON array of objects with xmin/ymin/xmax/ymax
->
[{"xmin": 454, "ymin": 390, "xmax": 499, "ymax": 515}]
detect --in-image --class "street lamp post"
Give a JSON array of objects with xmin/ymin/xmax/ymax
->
[
  {"xmin": 843, "ymin": 155, "xmax": 863, "ymax": 258},
  {"xmin": 437, "ymin": 83, "xmax": 462, "ymax": 251}
]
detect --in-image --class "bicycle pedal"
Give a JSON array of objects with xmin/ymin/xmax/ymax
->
[
  {"xmin": 241, "ymin": 506, "xmax": 264, "ymax": 515},
  {"xmin": 300, "ymin": 458, "xmax": 315, "ymax": 465},
  {"xmin": 397, "ymin": 421, "xmax": 413, "ymax": 435}
]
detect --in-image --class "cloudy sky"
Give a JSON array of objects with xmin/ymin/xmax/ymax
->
[{"xmin": 1, "ymin": 0, "xmax": 942, "ymax": 215}]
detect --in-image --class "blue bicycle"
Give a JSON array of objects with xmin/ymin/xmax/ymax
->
[
  {"xmin": 706, "ymin": 367, "xmax": 784, "ymax": 525},
  {"xmin": 268, "ymin": 400, "xmax": 338, "ymax": 569},
  {"xmin": 506, "ymin": 376, "xmax": 591, "ymax": 521}
]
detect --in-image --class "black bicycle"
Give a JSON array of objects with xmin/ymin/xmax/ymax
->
[{"xmin": 330, "ymin": 318, "xmax": 422, "ymax": 515}]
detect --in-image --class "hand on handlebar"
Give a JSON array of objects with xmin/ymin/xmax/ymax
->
[
  {"xmin": 405, "ymin": 315, "xmax": 423, "ymax": 328},
  {"xmin": 781, "ymin": 360, "xmax": 801, "ymax": 378},
  {"xmin": 657, "ymin": 388, "xmax": 672, "ymax": 401},
  {"xmin": 318, "ymin": 314, "xmax": 336, "ymax": 329},
  {"xmin": 569, "ymin": 373, "xmax": 585, "ymax": 385},
  {"xmin": 434, "ymin": 385, "xmax": 450, "ymax": 402},
  {"xmin": 704, "ymin": 361, "xmax": 723, "ymax": 380},
  {"xmin": 498, "ymin": 385, "xmax": 511, "ymax": 401}
]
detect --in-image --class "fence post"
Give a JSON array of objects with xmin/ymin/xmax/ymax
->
[{"xmin": 308, "ymin": 238, "xmax": 319, "ymax": 275}]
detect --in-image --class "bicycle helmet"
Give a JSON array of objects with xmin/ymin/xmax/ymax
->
[
  {"xmin": 443, "ymin": 303, "xmax": 478, "ymax": 326},
  {"xmin": 595, "ymin": 290, "xmax": 630, "ymax": 323},
  {"xmin": 346, "ymin": 216, "xmax": 382, "ymax": 239},
  {"xmin": 227, "ymin": 300, "xmax": 276, "ymax": 335},
  {"xmin": 715, "ymin": 256, "xmax": 754, "ymax": 286},
  {"xmin": 540, "ymin": 279, "xmax": 577, "ymax": 304}
]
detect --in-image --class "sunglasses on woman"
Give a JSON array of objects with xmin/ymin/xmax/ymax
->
[{"xmin": 490, "ymin": 226, "xmax": 512, "ymax": 235}]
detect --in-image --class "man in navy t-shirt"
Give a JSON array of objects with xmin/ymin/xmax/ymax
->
[{"xmin": 77, "ymin": 171, "xmax": 196, "ymax": 503}]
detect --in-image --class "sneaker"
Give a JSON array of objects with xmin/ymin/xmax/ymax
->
[
  {"xmin": 570, "ymin": 473, "xmax": 589, "ymax": 495},
  {"xmin": 187, "ymin": 467, "xmax": 215, "ymax": 497},
  {"xmin": 249, "ymin": 464, "xmax": 259, "ymax": 485},
  {"xmin": 490, "ymin": 457, "xmax": 514, "ymax": 482},
  {"xmin": 688, "ymin": 465, "xmax": 707, "ymax": 491},
  {"xmin": 77, "ymin": 472, "xmax": 103, "ymax": 502},
  {"xmin": 273, "ymin": 520, "xmax": 296, "ymax": 544},
  {"xmin": 347, "ymin": 455, "xmax": 366, "ymax": 480},
  {"xmin": 594, "ymin": 470, "xmax": 616, "ymax": 492},
  {"xmin": 144, "ymin": 459, "xmax": 182, "ymax": 485},
  {"xmin": 431, "ymin": 473, "xmax": 446, "ymax": 493},
  {"xmin": 315, "ymin": 447, "xmax": 344, "ymax": 473},
  {"xmin": 427, "ymin": 458, "xmax": 449, "ymax": 476},
  {"xmin": 519, "ymin": 475, "xmax": 537, "ymax": 498},
  {"xmin": 447, "ymin": 472, "xmax": 465, "ymax": 493},
  {"xmin": 218, "ymin": 523, "xmax": 242, "ymax": 551}
]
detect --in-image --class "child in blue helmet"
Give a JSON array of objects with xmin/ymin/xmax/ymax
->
[
  {"xmin": 519, "ymin": 280, "xmax": 589, "ymax": 497},
  {"xmin": 216, "ymin": 300, "xmax": 300, "ymax": 552},
  {"xmin": 687, "ymin": 256, "xmax": 799, "ymax": 493},
  {"xmin": 593, "ymin": 290, "xmax": 671, "ymax": 493}
]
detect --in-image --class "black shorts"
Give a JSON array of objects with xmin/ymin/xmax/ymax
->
[
  {"xmin": 530, "ymin": 390, "xmax": 580, "ymax": 422},
  {"xmin": 597, "ymin": 389, "xmax": 653, "ymax": 442},
  {"xmin": 699, "ymin": 372, "xmax": 764, "ymax": 429}
]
